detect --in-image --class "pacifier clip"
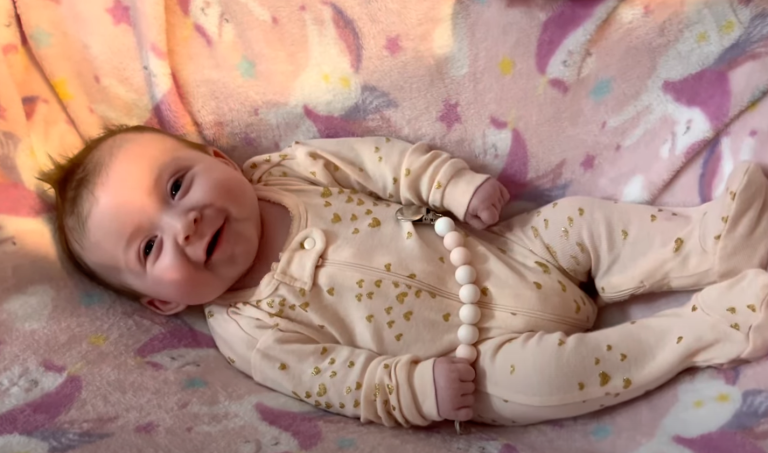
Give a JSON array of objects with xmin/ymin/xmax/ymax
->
[{"xmin": 397, "ymin": 206, "xmax": 481, "ymax": 435}]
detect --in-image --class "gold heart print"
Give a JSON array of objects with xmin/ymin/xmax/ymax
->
[
  {"xmin": 368, "ymin": 217, "xmax": 381, "ymax": 228},
  {"xmin": 331, "ymin": 213, "xmax": 342, "ymax": 223},
  {"xmin": 321, "ymin": 187, "xmax": 332, "ymax": 198},
  {"xmin": 535, "ymin": 261, "xmax": 551, "ymax": 274}
]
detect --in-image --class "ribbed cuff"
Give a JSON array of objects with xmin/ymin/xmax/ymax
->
[
  {"xmin": 408, "ymin": 358, "xmax": 442, "ymax": 424},
  {"xmin": 443, "ymin": 170, "xmax": 491, "ymax": 221}
]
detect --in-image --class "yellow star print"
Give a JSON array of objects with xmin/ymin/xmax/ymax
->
[
  {"xmin": 498, "ymin": 56, "xmax": 515, "ymax": 76},
  {"xmin": 52, "ymin": 78, "xmax": 74, "ymax": 102}
]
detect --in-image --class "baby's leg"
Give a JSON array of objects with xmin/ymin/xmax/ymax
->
[
  {"xmin": 494, "ymin": 162, "xmax": 768, "ymax": 303},
  {"xmin": 472, "ymin": 269, "xmax": 768, "ymax": 426}
]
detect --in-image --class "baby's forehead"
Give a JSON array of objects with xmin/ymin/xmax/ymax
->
[{"xmin": 97, "ymin": 132, "xmax": 190, "ymax": 178}]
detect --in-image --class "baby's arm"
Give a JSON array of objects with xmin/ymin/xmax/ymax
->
[
  {"xmin": 208, "ymin": 306, "xmax": 443, "ymax": 427},
  {"xmin": 246, "ymin": 137, "xmax": 492, "ymax": 223},
  {"xmin": 252, "ymin": 328, "xmax": 442, "ymax": 428}
]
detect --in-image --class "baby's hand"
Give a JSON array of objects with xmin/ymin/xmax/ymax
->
[
  {"xmin": 433, "ymin": 357, "xmax": 475, "ymax": 421},
  {"xmin": 466, "ymin": 178, "xmax": 510, "ymax": 230}
]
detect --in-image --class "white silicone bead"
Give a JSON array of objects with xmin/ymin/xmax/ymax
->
[
  {"xmin": 459, "ymin": 304, "xmax": 481, "ymax": 324},
  {"xmin": 458, "ymin": 324, "xmax": 479, "ymax": 344},
  {"xmin": 459, "ymin": 284, "xmax": 480, "ymax": 304},
  {"xmin": 456, "ymin": 344, "xmax": 478, "ymax": 363},
  {"xmin": 455, "ymin": 265, "xmax": 477, "ymax": 285},
  {"xmin": 450, "ymin": 247, "xmax": 472, "ymax": 266},
  {"xmin": 434, "ymin": 217, "xmax": 456, "ymax": 237},
  {"xmin": 443, "ymin": 231, "xmax": 464, "ymax": 251}
]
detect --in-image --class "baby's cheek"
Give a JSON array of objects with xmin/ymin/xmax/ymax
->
[{"xmin": 152, "ymin": 263, "xmax": 213, "ymax": 304}]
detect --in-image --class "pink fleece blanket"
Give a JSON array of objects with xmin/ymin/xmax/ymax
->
[{"xmin": 3, "ymin": 1, "xmax": 768, "ymax": 452}]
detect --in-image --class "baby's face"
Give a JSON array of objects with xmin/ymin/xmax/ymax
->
[{"xmin": 80, "ymin": 132, "xmax": 261, "ymax": 309}]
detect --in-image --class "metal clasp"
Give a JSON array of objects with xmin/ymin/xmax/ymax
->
[{"xmin": 395, "ymin": 206, "xmax": 444, "ymax": 225}]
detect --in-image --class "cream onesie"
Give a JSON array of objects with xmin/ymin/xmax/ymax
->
[{"xmin": 205, "ymin": 137, "xmax": 768, "ymax": 427}]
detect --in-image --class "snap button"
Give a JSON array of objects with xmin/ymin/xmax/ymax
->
[{"xmin": 303, "ymin": 237, "xmax": 316, "ymax": 250}]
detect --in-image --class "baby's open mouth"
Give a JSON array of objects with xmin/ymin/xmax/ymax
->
[{"xmin": 206, "ymin": 227, "xmax": 222, "ymax": 260}]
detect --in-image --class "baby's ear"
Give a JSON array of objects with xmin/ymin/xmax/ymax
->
[
  {"xmin": 140, "ymin": 297, "xmax": 187, "ymax": 316},
  {"xmin": 209, "ymin": 148, "xmax": 239, "ymax": 171}
]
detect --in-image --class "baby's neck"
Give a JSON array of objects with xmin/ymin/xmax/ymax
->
[{"xmin": 227, "ymin": 199, "xmax": 292, "ymax": 292}]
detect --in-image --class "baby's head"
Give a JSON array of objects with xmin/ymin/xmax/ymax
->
[{"xmin": 39, "ymin": 126, "xmax": 261, "ymax": 314}]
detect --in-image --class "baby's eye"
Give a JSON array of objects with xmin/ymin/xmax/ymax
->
[
  {"xmin": 170, "ymin": 177, "xmax": 183, "ymax": 199},
  {"xmin": 143, "ymin": 238, "xmax": 155, "ymax": 257}
]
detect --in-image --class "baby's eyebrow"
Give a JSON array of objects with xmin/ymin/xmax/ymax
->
[
  {"xmin": 123, "ymin": 226, "xmax": 143, "ymax": 266},
  {"xmin": 154, "ymin": 159, "xmax": 176, "ymax": 194}
]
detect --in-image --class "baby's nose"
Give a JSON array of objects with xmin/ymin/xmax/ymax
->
[{"xmin": 180, "ymin": 211, "xmax": 201, "ymax": 243}]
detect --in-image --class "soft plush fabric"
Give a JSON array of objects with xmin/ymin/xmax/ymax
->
[{"xmin": 2, "ymin": 0, "xmax": 768, "ymax": 452}]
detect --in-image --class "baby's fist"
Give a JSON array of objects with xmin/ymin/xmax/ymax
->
[
  {"xmin": 466, "ymin": 178, "xmax": 510, "ymax": 230},
  {"xmin": 433, "ymin": 357, "xmax": 475, "ymax": 421}
]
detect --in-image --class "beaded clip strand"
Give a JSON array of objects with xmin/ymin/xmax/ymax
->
[
  {"xmin": 434, "ymin": 217, "xmax": 480, "ymax": 436},
  {"xmin": 397, "ymin": 208, "xmax": 479, "ymax": 435}
]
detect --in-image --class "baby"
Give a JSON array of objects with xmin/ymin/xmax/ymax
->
[{"xmin": 39, "ymin": 125, "xmax": 768, "ymax": 428}]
